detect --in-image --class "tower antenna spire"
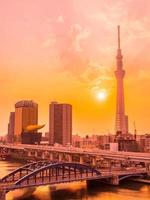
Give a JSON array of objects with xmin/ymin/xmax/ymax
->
[{"xmin": 117, "ymin": 25, "xmax": 120, "ymax": 49}]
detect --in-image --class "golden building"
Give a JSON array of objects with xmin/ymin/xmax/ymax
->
[{"xmin": 14, "ymin": 100, "xmax": 38, "ymax": 142}]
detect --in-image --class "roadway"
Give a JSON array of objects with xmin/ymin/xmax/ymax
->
[{"xmin": 1, "ymin": 144, "xmax": 150, "ymax": 162}]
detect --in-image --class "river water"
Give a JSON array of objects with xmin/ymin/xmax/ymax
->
[{"xmin": 1, "ymin": 161, "xmax": 150, "ymax": 200}]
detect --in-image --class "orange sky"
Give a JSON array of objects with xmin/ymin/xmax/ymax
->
[{"xmin": 1, "ymin": 0, "xmax": 150, "ymax": 136}]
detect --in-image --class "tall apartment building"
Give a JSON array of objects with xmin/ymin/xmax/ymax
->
[
  {"xmin": 49, "ymin": 102, "xmax": 72, "ymax": 146},
  {"xmin": 7, "ymin": 112, "xmax": 15, "ymax": 143}
]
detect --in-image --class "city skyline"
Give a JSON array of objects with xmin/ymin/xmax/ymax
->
[
  {"xmin": 1, "ymin": 0, "xmax": 150, "ymax": 135},
  {"xmin": 1, "ymin": 1, "xmax": 150, "ymax": 200}
]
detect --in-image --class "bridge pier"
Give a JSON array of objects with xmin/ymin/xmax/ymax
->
[
  {"xmin": 58, "ymin": 153, "xmax": 63, "ymax": 162},
  {"xmin": 92, "ymin": 157, "xmax": 96, "ymax": 166},
  {"xmin": 34, "ymin": 151, "xmax": 38, "ymax": 157},
  {"xmin": 106, "ymin": 160, "xmax": 112, "ymax": 172},
  {"xmin": 80, "ymin": 156, "xmax": 84, "ymax": 164},
  {"xmin": 0, "ymin": 189, "xmax": 6, "ymax": 200},
  {"xmin": 68, "ymin": 154, "xmax": 72, "ymax": 162},
  {"xmin": 49, "ymin": 153, "xmax": 53, "ymax": 161},
  {"xmin": 42, "ymin": 152, "xmax": 45, "ymax": 160},
  {"xmin": 146, "ymin": 163, "xmax": 150, "ymax": 176},
  {"xmin": 27, "ymin": 151, "xmax": 32, "ymax": 157},
  {"xmin": 110, "ymin": 175, "xmax": 119, "ymax": 186},
  {"xmin": 44, "ymin": 151, "xmax": 49, "ymax": 159}
]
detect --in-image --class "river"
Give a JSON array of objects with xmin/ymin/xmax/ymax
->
[{"xmin": 1, "ymin": 160, "xmax": 150, "ymax": 200}]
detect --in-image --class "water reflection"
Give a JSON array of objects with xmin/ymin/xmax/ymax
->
[
  {"xmin": 7, "ymin": 181, "xmax": 150, "ymax": 200},
  {"xmin": 0, "ymin": 161, "xmax": 22, "ymax": 178},
  {"xmin": 1, "ymin": 161, "xmax": 150, "ymax": 200}
]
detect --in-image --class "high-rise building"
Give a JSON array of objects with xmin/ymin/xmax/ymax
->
[
  {"xmin": 14, "ymin": 100, "xmax": 38, "ymax": 142},
  {"xmin": 49, "ymin": 102, "xmax": 72, "ymax": 146},
  {"xmin": 124, "ymin": 115, "xmax": 129, "ymax": 134},
  {"xmin": 7, "ymin": 112, "xmax": 15, "ymax": 143},
  {"xmin": 115, "ymin": 25, "xmax": 128, "ymax": 134}
]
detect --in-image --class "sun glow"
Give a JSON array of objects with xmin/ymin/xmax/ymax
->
[{"xmin": 96, "ymin": 89, "xmax": 108, "ymax": 101}]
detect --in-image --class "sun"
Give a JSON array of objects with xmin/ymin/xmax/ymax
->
[{"xmin": 96, "ymin": 89, "xmax": 108, "ymax": 101}]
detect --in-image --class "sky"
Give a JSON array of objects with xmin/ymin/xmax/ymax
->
[{"xmin": 0, "ymin": 0, "xmax": 150, "ymax": 136}]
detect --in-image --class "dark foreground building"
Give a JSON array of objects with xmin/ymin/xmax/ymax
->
[
  {"xmin": 115, "ymin": 132, "xmax": 139, "ymax": 152},
  {"xmin": 21, "ymin": 132, "xmax": 42, "ymax": 145}
]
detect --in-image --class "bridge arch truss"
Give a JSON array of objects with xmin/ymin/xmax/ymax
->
[
  {"xmin": 14, "ymin": 162, "xmax": 101, "ymax": 188},
  {"xmin": 119, "ymin": 173, "xmax": 146, "ymax": 181},
  {"xmin": 1, "ymin": 161, "xmax": 54, "ymax": 183}
]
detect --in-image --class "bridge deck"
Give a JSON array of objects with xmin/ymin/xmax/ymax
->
[{"xmin": 1, "ymin": 144, "xmax": 150, "ymax": 162}]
